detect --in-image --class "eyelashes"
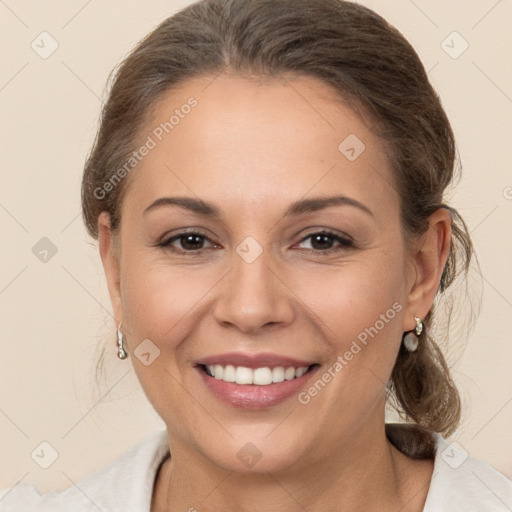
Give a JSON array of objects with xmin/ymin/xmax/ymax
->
[
  {"xmin": 157, "ymin": 229, "xmax": 355, "ymax": 255},
  {"xmin": 159, "ymin": 231, "xmax": 216, "ymax": 252},
  {"xmin": 297, "ymin": 230, "xmax": 354, "ymax": 253}
]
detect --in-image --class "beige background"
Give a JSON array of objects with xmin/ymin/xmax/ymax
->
[{"xmin": 1, "ymin": 0, "xmax": 511, "ymax": 494}]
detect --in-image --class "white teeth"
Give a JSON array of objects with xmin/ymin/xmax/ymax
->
[
  {"xmin": 284, "ymin": 367, "xmax": 296, "ymax": 380},
  {"xmin": 235, "ymin": 366, "xmax": 253, "ymax": 385},
  {"xmin": 253, "ymin": 367, "xmax": 273, "ymax": 385},
  {"xmin": 272, "ymin": 367, "xmax": 285, "ymax": 383},
  {"xmin": 223, "ymin": 364, "xmax": 236, "ymax": 383},
  {"xmin": 214, "ymin": 364, "xmax": 224, "ymax": 379},
  {"xmin": 295, "ymin": 367, "xmax": 308, "ymax": 378},
  {"xmin": 205, "ymin": 364, "xmax": 311, "ymax": 385}
]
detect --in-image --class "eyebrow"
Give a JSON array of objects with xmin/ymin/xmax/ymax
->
[{"xmin": 143, "ymin": 195, "xmax": 375, "ymax": 219}]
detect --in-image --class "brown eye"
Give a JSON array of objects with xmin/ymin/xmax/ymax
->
[
  {"xmin": 297, "ymin": 231, "xmax": 354, "ymax": 253},
  {"xmin": 159, "ymin": 231, "xmax": 215, "ymax": 252}
]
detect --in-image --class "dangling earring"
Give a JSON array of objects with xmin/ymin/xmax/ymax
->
[
  {"xmin": 403, "ymin": 316, "xmax": 423, "ymax": 352},
  {"xmin": 117, "ymin": 322, "xmax": 128, "ymax": 360}
]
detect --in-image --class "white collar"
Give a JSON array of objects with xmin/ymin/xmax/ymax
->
[{"xmin": 4, "ymin": 425, "xmax": 511, "ymax": 511}]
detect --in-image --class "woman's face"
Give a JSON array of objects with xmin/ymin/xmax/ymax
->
[{"xmin": 100, "ymin": 74, "xmax": 429, "ymax": 472}]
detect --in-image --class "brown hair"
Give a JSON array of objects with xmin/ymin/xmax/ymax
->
[{"xmin": 82, "ymin": 0, "xmax": 474, "ymax": 457}]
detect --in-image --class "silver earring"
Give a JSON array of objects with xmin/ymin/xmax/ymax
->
[
  {"xmin": 117, "ymin": 322, "xmax": 128, "ymax": 360},
  {"xmin": 403, "ymin": 316, "xmax": 423, "ymax": 352}
]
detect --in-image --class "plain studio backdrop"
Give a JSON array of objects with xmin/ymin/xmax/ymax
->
[{"xmin": 1, "ymin": 0, "xmax": 511, "ymax": 493}]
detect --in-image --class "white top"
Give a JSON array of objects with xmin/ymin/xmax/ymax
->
[{"xmin": 1, "ymin": 426, "xmax": 511, "ymax": 511}]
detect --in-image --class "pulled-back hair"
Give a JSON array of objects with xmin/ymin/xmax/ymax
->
[{"xmin": 82, "ymin": 0, "xmax": 474, "ymax": 457}]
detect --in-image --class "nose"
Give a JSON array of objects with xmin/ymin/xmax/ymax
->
[{"xmin": 213, "ymin": 244, "xmax": 295, "ymax": 334}]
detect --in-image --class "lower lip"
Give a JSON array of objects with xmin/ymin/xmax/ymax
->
[{"xmin": 196, "ymin": 365, "xmax": 319, "ymax": 409}]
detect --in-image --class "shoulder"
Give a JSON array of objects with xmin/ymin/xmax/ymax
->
[
  {"xmin": 0, "ymin": 429, "xmax": 170, "ymax": 512},
  {"xmin": 386, "ymin": 422, "xmax": 512, "ymax": 511},
  {"xmin": 424, "ymin": 431, "xmax": 512, "ymax": 511}
]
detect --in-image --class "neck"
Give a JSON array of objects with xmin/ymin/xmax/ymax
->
[{"xmin": 152, "ymin": 421, "xmax": 433, "ymax": 512}]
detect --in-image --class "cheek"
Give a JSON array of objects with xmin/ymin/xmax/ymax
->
[
  {"xmin": 288, "ymin": 254, "xmax": 407, "ymax": 415},
  {"xmin": 286, "ymin": 267, "xmax": 406, "ymax": 435},
  {"xmin": 292, "ymin": 256, "xmax": 406, "ymax": 346},
  {"xmin": 120, "ymin": 256, "xmax": 207, "ymax": 337},
  {"xmin": 118, "ymin": 258, "xmax": 205, "ymax": 418}
]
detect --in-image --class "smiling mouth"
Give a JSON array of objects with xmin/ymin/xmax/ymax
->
[{"xmin": 199, "ymin": 363, "xmax": 319, "ymax": 385}]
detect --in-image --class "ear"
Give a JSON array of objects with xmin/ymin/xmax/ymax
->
[
  {"xmin": 98, "ymin": 212, "xmax": 123, "ymax": 326},
  {"xmin": 403, "ymin": 208, "xmax": 451, "ymax": 332}
]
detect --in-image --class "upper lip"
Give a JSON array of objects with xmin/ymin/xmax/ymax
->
[{"xmin": 195, "ymin": 352, "xmax": 316, "ymax": 369}]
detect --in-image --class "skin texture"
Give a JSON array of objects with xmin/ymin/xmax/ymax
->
[{"xmin": 98, "ymin": 74, "xmax": 450, "ymax": 511}]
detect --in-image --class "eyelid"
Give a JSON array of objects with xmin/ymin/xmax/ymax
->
[
  {"xmin": 297, "ymin": 228, "xmax": 354, "ymax": 243},
  {"xmin": 294, "ymin": 229, "xmax": 354, "ymax": 252},
  {"xmin": 159, "ymin": 228, "xmax": 217, "ymax": 249}
]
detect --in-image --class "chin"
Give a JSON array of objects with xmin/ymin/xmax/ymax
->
[{"xmin": 197, "ymin": 430, "xmax": 311, "ymax": 475}]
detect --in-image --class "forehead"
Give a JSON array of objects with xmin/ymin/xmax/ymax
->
[{"xmin": 123, "ymin": 73, "xmax": 398, "ymax": 222}]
